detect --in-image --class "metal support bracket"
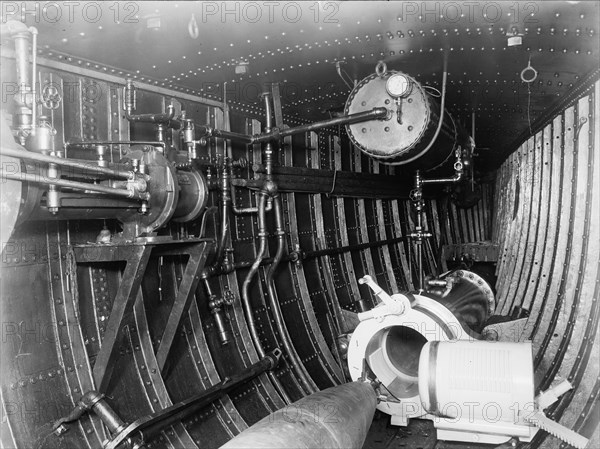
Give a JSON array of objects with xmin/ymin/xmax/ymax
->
[
  {"xmin": 73, "ymin": 244, "xmax": 152, "ymax": 393},
  {"xmin": 72, "ymin": 238, "xmax": 214, "ymax": 392},
  {"xmin": 155, "ymin": 241, "xmax": 211, "ymax": 372}
]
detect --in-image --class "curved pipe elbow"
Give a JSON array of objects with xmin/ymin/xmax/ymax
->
[
  {"xmin": 453, "ymin": 169, "xmax": 464, "ymax": 182},
  {"xmin": 419, "ymin": 167, "xmax": 464, "ymax": 186},
  {"xmin": 2, "ymin": 20, "xmax": 31, "ymax": 37}
]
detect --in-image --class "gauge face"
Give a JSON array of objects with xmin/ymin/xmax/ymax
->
[{"xmin": 385, "ymin": 73, "xmax": 411, "ymax": 98}]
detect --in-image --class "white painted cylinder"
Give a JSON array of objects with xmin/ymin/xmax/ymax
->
[{"xmin": 418, "ymin": 340, "xmax": 535, "ymax": 427}]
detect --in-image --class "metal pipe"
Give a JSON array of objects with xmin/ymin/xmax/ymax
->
[
  {"xmin": 212, "ymin": 307, "xmax": 232, "ymax": 345},
  {"xmin": 411, "ymin": 163, "xmax": 461, "ymax": 291},
  {"xmin": 214, "ymin": 128, "xmax": 254, "ymax": 143},
  {"xmin": 262, "ymin": 93, "xmax": 275, "ymax": 179},
  {"xmin": 416, "ymin": 231, "xmax": 424, "ymax": 292},
  {"xmin": 252, "ymin": 107, "xmax": 388, "ymax": 143},
  {"xmin": 195, "ymin": 107, "xmax": 388, "ymax": 145},
  {"xmin": 263, "ymin": 92, "xmax": 274, "ymax": 130},
  {"xmin": 241, "ymin": 192, "xmax": 269, "ymax": 358},
  {"xmin": 215, "ymin": 163, "xmax": 230, "ymax": 264},
  {"xmin": 301, "ymin": 236, "xmax": 407, "ymax": 259},
  {"xmin": 231, "ymin": 257, "xmax": 274, "ymax": 270},
  {"xmin": 230, "ymin": 175, "xmax": 273, "ymax": 214},
  {"xmin": 64, "ymin": 140, "xmax": 167, "ymax": 150},
  {"xmin": 216, "ymin": 233, "xmax": 408, "ymax": 274},
  {"xmin": 104, "ymin": 351, "xmax": 282, "ymax": 449},
  {"xmin": 0, "ymin": 170, "xmax": 148, "ymax": 200},
  {"xmin": 398, "ymin": 52, "xmax": 449, "ymax": 165},
  {"xmin": 196, "ymin": 126, "xmax": 255, "ymax": 144},
  {"xmin": 263, "ymin": 145, "xmax": 274, "ymax": 177},
  {"xmin": 0, "ymin": 146, "xmax": 135, "ymax": 180},
  {"xmin": 239, "ymin": 191, "xmax": 292, "ymax": 404},
  {"xmin": 163, "ymin": 118, "xmax": 182, "ymax": 130},
  {"xmin": 79, "ymin": 392, "xmax": 126, "ymax": 435},
  {"xmin": 125, "ymin": 105, "xmax": 179, "ymax": 126},
  {"xmin": 420, "ymin": 170, "xmax": 463, "ymax": 185},
  {"xmin": 221, "ymin": 381, "xmax": 377, "ymax": 449},
  {"xmin": 30, "ymin": 27, "xmax": 38, "ymax": 135},
  {"xmin": 123, "ymin": 79, "xmax": 181, "ymax": 128},
  {"xmin": 91, "ymin": 400, "xmax": 125, "ymax": 435},
  {"xmin": 230, "ymin": 180, "xmax": 259, "ymax": 214},
  {"xmin": 123, "ymin": 78, "xmax": 136, "ymax": 113},
  {"xmin": 51, "ymin": 390, "xmax": 125, "ymax": 435},
  {"xmin": 417, "ymin": 200, "xmax": 423, "ymax": 290},
  {"xmin": 265, "ymin": 195, "xmax": 318, "ymax": 394},
  {"xmin": 46, "ymin": 154, "xmax": 60, "ymax": 213},
  {"xmin": 217, "ymin": 201, "xmax": 229, "ymax": 264}
]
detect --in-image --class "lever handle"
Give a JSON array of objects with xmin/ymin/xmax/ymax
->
[{"xmin": 359, "ymin": 275, "xmax": 394, "ymax": 305}]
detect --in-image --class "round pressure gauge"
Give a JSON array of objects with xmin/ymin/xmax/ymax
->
[{"xmin": 385, "ymin": 73, "xmax": 411, "ymax": 98}]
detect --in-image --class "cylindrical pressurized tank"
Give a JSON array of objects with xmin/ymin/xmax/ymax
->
[{"xmin": 345, "ymin": 71, "xmax": 470, "ymax": 170}]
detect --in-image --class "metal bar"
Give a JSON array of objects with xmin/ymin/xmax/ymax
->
[
  {"xmin": 196, "ymin": 125, "xmax": 255, "ymax": 144},
  {"xmin": 224, "ymin": 236, "xmax": 409, "ymax": 275},
  {"xmin": 0, "ymin": 146, "xmax": 134, "ymax": 179},
  {"xmin": 195, "ymin": 108, "xmax": 388, "ymax": 145},
  {"xmin": 105, "ymin": 350, "xmax": 281, "ymax": 449},
  {"xmin": 252, "ymin": 107, "xmax": 388, "ymax": 143},
  {"xmin": 249, "ymin": 165, "xmax": 420, "ymax": 196},
  {"xmin": 213, "ymin": 128, "xmax": 255, "ymax": 144},
  {"xmin": 0, "ymin": 169, "xmax": 147, "ymax": 200},
  {"xmin": 92, "ymin": 245, "xmax": 152, "ymax": 392},
  {"xmin": 65, "ymin": 140, "xmax": 167, "ymax": 150},
  {"xmin": 302, "ymin": 236, "xmax": 408, "ymax": 259},
  {"xmin": 156, "ymin": 241, "xmax": 211, "ymax": 372},
  {"xmin": 131, "ymin": 292, "xmax": 172, "ymax": 408},
  {"xmin": 215, "ymin": 165, "xmax": 230, "ymax": 263}
]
